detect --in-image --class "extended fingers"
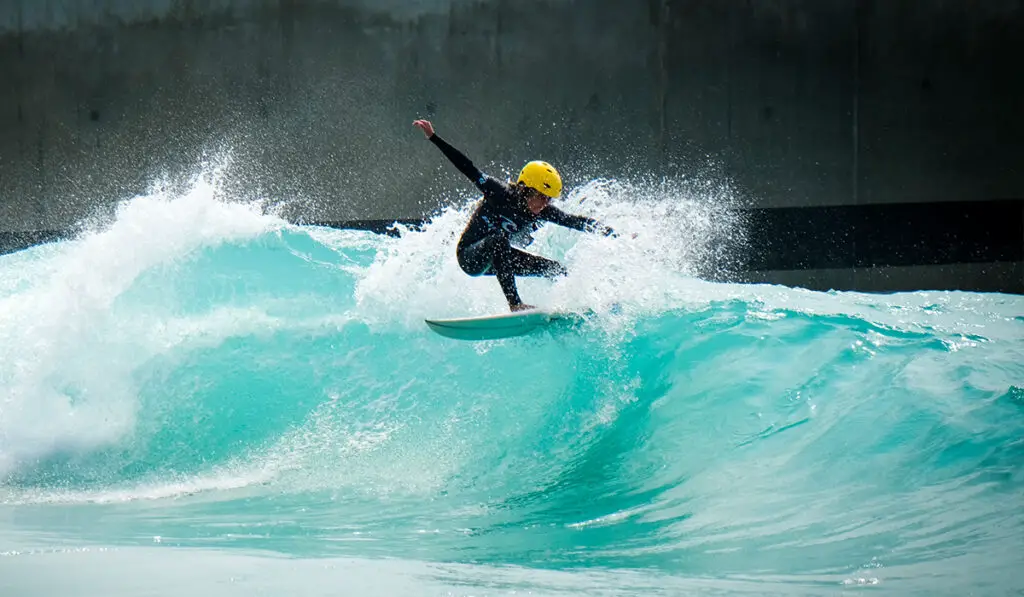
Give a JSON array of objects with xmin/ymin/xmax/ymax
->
[{"xmin": 412, "ymin": 119, "xmax": 434, "ymax": 137}]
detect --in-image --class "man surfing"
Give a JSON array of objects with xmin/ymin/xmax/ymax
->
[{"xmin": 413, "ymin": 119, "xmax": 616, "ymax": 312}]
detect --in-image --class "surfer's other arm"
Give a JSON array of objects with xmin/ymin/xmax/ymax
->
[{"xmin": 539, "ymin": 205, "xmax": 617, "ymax": 238}]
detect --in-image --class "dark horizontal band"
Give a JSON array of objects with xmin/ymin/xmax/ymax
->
[
  {"xmin": 738, "ymin": 199, "xmax": 1022, "ymax": 271},
  {"xmin": 3, "ymin": 200, "xmax": 1020, "ymax": 276}
]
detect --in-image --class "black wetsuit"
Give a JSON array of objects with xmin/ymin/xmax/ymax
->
[{"xmin": 428, "ymin": 134, "xmax": 614, "ymax": 308}]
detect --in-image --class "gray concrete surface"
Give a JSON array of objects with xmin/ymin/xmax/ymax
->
[{"xmin": 0, "ymin": 0, "xmax": 1021, "ymax": 291}]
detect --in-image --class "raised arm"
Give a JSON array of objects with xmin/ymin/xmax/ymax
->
[{"xmin": 413, "ymin": 119, "xmax": 495, "ymax": 192}]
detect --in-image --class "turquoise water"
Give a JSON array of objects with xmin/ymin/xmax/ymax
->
[{"xmin": 1, "ymin": 179, "xmax": 1022, "ymax": 596}]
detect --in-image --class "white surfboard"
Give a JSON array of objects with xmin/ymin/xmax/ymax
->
[{"xmin": 424, "ymin": 308, "xmax": 588, "ymax": 341}]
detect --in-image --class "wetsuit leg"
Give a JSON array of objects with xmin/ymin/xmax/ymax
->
[
  {"xmin": 458, "ymin": 235, "xmax": 567, "ymax": 307},
  {"xmin": 457, "ymin": 236, "xmax": 498, "ymax": 276}
]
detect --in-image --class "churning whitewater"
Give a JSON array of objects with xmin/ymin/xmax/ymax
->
[{"xmin": 1, "ymin": 176, "xmax": 1022, "ymax": 596}]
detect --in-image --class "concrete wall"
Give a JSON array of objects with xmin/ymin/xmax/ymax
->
[{"xmin": 1, "ymin": 0, "xmax": 1021, "ymax": 291}]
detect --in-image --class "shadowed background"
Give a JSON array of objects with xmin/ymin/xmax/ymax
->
[{"xmin": 1, "ymin": 0, "xmax": 1021, "ymax": 292}]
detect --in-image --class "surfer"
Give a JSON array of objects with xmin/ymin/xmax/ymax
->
[{"xmin": 413, "ymin": 119, "xmax": 617, "ymax": 312}]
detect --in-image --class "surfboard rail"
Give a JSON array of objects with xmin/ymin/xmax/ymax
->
[{"xmin": 424, "ymin": 309, "xmax": 587, "ymax": 341}]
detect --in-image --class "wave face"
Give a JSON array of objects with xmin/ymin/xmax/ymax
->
[{"xmin": 1, "ymin": 178, "xmax": 1022, "ymax": 596}]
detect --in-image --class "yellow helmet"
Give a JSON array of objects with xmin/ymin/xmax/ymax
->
[{"xmin": 517, "ymin": 160, "xmax": 562, "ymax": 198}]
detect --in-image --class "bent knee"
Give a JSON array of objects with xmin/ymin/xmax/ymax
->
[{"xmin": 458, "ymin": 255, "xmax": 491, "ymax": 277}]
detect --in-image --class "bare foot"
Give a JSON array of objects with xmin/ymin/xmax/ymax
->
[{"xmin": 511, "ymin": 303, "xmax": 536, "ymax": 312}]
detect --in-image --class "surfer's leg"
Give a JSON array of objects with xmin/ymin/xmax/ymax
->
[
  {"xmin": 491, "ymin": 240, "xmax": 568, "ymax": 309},
  {"xmin": 486, "ymin": 238, "xmax": 522, "ymax": 307},
  {"xmin": 504, "ymin": 248, "xmax": 568, "ymax": 278},
  {"xmin": 457, "ymin": 237, "xmax": 497, "ymax": 276},
  {"xmin": 494, "ymin": 263, "xmax": 522, "ymax": 308},
  {"xmin": 459, "ymin": 235, "xmax": 565, "ymax": 310},
  {"xmin": 457, "ymin": 235, "xmax": 524, "ymax": 308}
]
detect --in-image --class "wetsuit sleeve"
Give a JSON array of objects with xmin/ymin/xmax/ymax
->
[
  {"xmin": 539, "ymin": 205, "xmax": 616, "ymax": 237},
  {"xmin": 429, "ymin": 134, "xmax": 504, "ymax": 195}
]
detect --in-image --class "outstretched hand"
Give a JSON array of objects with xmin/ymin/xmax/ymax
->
[
  {"xmin": 412, "ymin": 119, "xmax": 435, "ymax": 139},
  {"xmin": 602, "ymin": 226, "xmax": 637, "ymax": 240}
]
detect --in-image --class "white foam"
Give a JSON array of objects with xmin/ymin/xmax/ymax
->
[
  {"xmin": 352, "ymin": 176, "xmax": 746, "ymax": 329},
  {"xmin": 0, "ymin": 179, "xmax": 282, "ymax": 478}
]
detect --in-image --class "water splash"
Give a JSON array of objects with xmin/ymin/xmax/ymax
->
[{"xmin": 0, "ymin": 177, "xmax": 1022, "ymax": 595}]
